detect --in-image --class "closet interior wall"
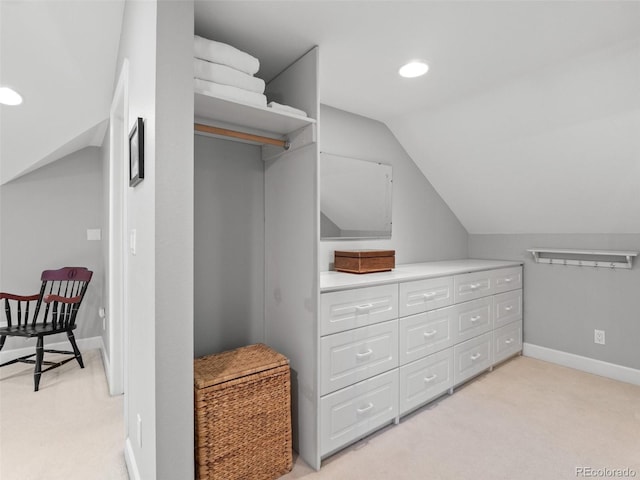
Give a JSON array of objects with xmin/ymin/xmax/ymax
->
[{"xmin": 193, "ymin": 134, "xmax": 265, "ymax": 358}]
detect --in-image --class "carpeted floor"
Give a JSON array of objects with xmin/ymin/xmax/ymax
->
[
  {"xmin": 0, "ymin": 349, "xmax": 128, "ymax": 480},
  {"xmin": 1, "ymin": 350, "xmax": 638, "ymax": 480},
  {"xmin": 282, "ymin": 356, "xmax": 640, "ymax": 480}
]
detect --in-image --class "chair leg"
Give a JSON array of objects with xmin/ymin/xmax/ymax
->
[
  {"xmin": 34, "ymin": 336, "xmax": 44, "ymax": 392},
  {"xmin": 0, "ymin": 335, "xmax": 6, "ymax": 351},
  {"xmin": 67, "ymin": 331, "xmax": 84, "ymax": 369}
]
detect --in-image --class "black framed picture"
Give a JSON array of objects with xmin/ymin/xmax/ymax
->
[{"xmin": 129, "ymin": 117, "xmax": 144, "ymax": 187}]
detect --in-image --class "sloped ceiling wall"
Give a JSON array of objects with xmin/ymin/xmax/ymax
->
[
  {"xmin": 196, "ymin": 1, "xmax": 640, "ymax": 236},
  {"xmin": 0, "ymin": 1, "xmax": 124, "ymax": 184},
  {"xmin": 387, "ymin": 38, "xmax": 640, "ymax": 234},
  {"xmin": 2, "ymin": 1, "xmax": 638, "ymax": 236}
]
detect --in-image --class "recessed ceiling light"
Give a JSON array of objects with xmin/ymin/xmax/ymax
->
[
  {"xmin": 399, "ymin": 61, "xmax": 429, "ymax": 78},
  {"xmin": 0, "ymin": 86, "xmax": 23, "ymax": 106}
]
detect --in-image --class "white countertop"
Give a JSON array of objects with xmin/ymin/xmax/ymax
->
[{"xmin": 320, "ymin": 259, "xmax": 523, "ymax": 292}]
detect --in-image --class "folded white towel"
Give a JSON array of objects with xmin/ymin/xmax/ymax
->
[
  {"xmin": 194, "ymin": 58, "xmax": 265, "ymax": 94},
  {"xmin": 267, "ymin": 101, "xmax": 308, "ymax": 118},
  {"xmin": 195, "ymin": 78, "xmax": 267, "ymax": 108},
  {"xmin": 194, "ymin": 35, "xmax": 259, "ymax": 76}
]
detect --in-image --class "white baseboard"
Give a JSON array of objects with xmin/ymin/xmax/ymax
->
[
  {"xmin": 99, "ymin": 336, "xmax": 112, "ymax": 383},
  {"xmin": 125, "ymin": 437, "xmax": 141, "ymax": 480},
  {"xmin": 0, "ymin": 335, "xmax": 104, "ymax": 364},
  {"xmin": 523, "ymin": 343, "xmax": 640, "ymax": 386}
]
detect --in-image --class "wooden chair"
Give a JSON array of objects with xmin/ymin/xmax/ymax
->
[{"xmin": 0, "ymin": 267, "xmax": 93, "ymax": 391}]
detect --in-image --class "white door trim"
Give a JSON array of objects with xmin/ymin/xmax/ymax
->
[{"xmin": 107, "ymin": 59, "xmax": 130, "ymax": 396}]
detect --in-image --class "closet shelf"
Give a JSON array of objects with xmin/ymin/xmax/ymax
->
[
  {"xmin": 527, "ymin": 248, "xmax": 638, "ymax": 269},
  {"xmin": 194, "ymin": 92, "xmax": 316, "ymax": 138}
]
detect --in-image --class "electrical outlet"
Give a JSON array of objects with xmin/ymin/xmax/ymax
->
[{"xmin": 594, "ymin": 329, "xmax": 605, "ymax": 345}]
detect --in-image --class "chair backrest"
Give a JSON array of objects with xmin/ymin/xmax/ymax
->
[
  {"xmin": 37, "ymin": 267, "xmax": 93, "ymax": 330},
  {"xmin": 2, "ymin": 267, "xmax": 93, "ymax": 330}
]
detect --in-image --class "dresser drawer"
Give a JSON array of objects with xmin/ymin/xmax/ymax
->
[
  {"xmin": 320, "ymin": 370, "xmax": 398, "ymax": 456},
  {"xmin": 399, "ymin": 308, "xmax": 453, "ymax": 366},
  {"xmin": 451, "ymin": 297, "xmax": 492, "ymax": 344},
  {"xmin": 399, "ymin": 348, "xmax": 453, "ymax": 415},
  {"xmin": 453, "ymin": 332, "xmax": 493, "ymax": 385},
  {"xmin": 320, "ymin": 319, "xmax": 398, "ymax": 395},
  {"xmin": 493, "ymin": 320, "xmax": 522, "ymax": 364},
  {"xmin": 398, "ymin": 276, "xmax": 454, "ymax": 317},
  {"xmin": 493, "ymin": 289, "xmax": 522, "ymax": 328},
  {"xmin": 321, "ymin": 284, "xmax": 398, "ymax": 336},
  {"xmin": 492, "ymin": 267, "xmax": 522, "ymax": 294},
  {"xmin": 453, "ymin": 270, "xmax": 492, "ymax": 303}
]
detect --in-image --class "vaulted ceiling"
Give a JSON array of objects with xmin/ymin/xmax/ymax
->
[
  {"xmin": 197, "ymin": 1, "xmax": 640, "ymax": 235},
  {"xmin": 2, "ymin": 1, "xmax": 639, "ymax": 234},
  {"xmin": 0, "ymin": 0, "xmax": 124, "ymax": 184}
]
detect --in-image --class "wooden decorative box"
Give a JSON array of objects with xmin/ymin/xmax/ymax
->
[
  {"xmin": 194, "ymin": 344, "xmax": 293, "ymax": 480},
  {"xmin": 334, "ymin": 249, "xmax": 395, "ymax": 274}
]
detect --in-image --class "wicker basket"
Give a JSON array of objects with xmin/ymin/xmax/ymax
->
[{"xmin": 194, "ymin": 343, "xmax": 293, "ymax": 480}]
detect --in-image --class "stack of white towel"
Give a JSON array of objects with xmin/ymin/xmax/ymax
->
[
  {"xmin": 193, "ymin": 35, "xmax": 307, "ymax": 117},
  {"xmin": 194, "ymin": 35, "xmax": 266, "ymax": 107}
]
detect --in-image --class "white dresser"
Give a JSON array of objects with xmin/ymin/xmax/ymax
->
[{"xmin": 319, "ymin": 259, "xmax": 523, "ymax": 459}]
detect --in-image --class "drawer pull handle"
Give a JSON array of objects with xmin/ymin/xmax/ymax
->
[
  {"xmin": 356, "ymin": 349, "xmax": 373, "ymax": 359},
  {"xmin": 423, "ymin": 330, "xmax": 438, "ymax": 338},
  {"xmin": 356, "ymin": 402, "xmax": 374, "ymax": 414},
  {"xmin": 424, "ymin": 374, "xmax": 438, "ymax": 383},
  {"xmin": 504, "ymin": 277, "xmax": 513, "ymax": 283},
  {"xmin": 423, "ymin": 292, "xmax": 437, "ymax": 299},
  {"xmin": 470, "ymin": 352, "xmax": 482, "ymax": 361},
  {"xmin": 355, "ymin": 303, "xmax": 374, "ymax": 313},
  {"xmin": 470, "ymin": 315, "xmax": 481, "ymax": 323},
  {"xmin": 469, "ymin": 283, "xmax": 481, "ymax": 290},
  {"xmin": 504, "ymin": 306, "xmax": 513, "ymax": 312},
  {"xmin": 505, "ymin": 338, "xmax": 514, "ymax": 344}
]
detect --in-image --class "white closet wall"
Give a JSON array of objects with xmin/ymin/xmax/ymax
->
[{"xmin": 264, "ymin": 47, "xmax": 320, "ymax": 468}]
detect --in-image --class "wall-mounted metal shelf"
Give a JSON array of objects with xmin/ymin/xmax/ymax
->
[{"xmin": 527, "ymin": 248, "xmax": 638, "ymax": 269}]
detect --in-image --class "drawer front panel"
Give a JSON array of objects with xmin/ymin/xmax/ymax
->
[
  {"xmin": 399, "ymin": 348, "xmax": 453, "ymax": 415},
  {"xmin": 399, "ymin": 276, "xmax": 454, "ymax": 317},
  {"xmin": 399, "ymin": 308, "xmax": 453, "ymax": 365},
  {"xmin": 493, "ymin": 320, "xmax": 523, "ymax": 364},
  {"xmin": 453, "ymin": 332, "xmax": 493, "ymax": 385},
  {"xmin": 321, "ymin": 284, "xmax": 398, "ymax": 336},
  {"xmin": 321, "ymin": 320, "xmax": 398, "ymax": 395},
  {"xmin": 452, "ymin": 297, "xmax": 492, "ymax": 344},
  {"xmin": 492, "ymin": 267, "xmax": 523, "ymax": 294},
  {"xmin": 453, "ymin": 271, "xmax": 493, "ymax": 303},
  {"xmin": 493, "ymin": 289, "xmax": 523, "ymax": 328},
  {"xmin": 321, "ymin": 370, "xmax": 398, "ymax": 456}
]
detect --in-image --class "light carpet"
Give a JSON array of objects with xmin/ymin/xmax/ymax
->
[
  {"xmin": 1, "ymin": 351, "xmax": 638, "ymax": 480},
  {"xmin": 283, "ymin": 356, "xmax": 640, "ymax": 480},
  {"xmin": 0, "ymin": 348, "xmax": 127, "ymax": 480}
]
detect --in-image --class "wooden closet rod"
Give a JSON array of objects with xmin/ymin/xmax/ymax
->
[{"xmin": 194, "ymin": 123, "xmax": 290, "ymax": 149}]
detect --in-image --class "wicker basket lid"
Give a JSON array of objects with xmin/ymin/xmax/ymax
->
[{"xmin": 194, "ymin": 343, "xmax": 289, "ymax": 389}]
